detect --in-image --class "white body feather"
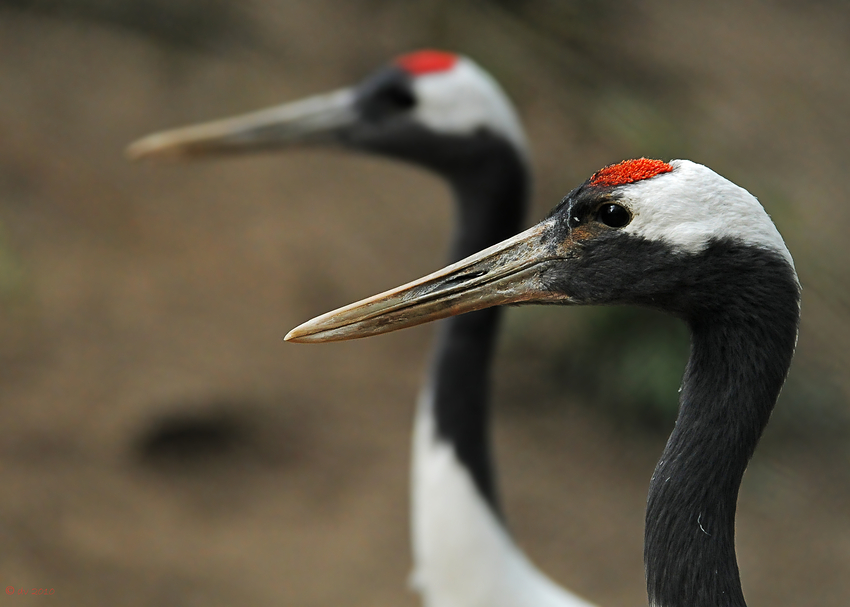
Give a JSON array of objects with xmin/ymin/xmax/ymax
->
[{"xmin": 410, "ymin": 387, "xmax": 597, "ymax": 607}]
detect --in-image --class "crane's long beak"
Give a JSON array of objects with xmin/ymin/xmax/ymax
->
[
  {"xmin": 285, "ymin": 220, "xmax": 574, "ymax": 343},
  {"xmin": 127, "ymin": 88, "xmax": 357, "ymax": 160}
]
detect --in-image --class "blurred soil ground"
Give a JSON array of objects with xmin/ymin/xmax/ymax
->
[{"xmin": 0, "ymin": 1, "xmax": 849, "ymax": 605}]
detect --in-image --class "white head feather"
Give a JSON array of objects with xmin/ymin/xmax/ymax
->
[
  {"xmin": 409, "ymin": 57, "xmax": 529, "ymax": 158},
  {"xmin": 620, "ymin": 160, "xmax": 794, "ymax": 267}
]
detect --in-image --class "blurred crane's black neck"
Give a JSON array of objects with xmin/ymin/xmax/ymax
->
[
  {"xmin": 427, "ymin": 138, "xmax": 529, "ymax": 514},
  {"xmin": 644, "ymin": 245, "xmax": 800, "ymax": 607}
]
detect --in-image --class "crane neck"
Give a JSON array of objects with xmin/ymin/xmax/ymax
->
[
  {"xmin": 644, "ymin": 248, "xmax": 800, "ymax": 607},
  {"xmin": 410, "ymin": 147, "xmax": 595, "ymax": 607},
  {"xmin": 425, "ymin": 142, "xmax": 529, "ymax": 513}
]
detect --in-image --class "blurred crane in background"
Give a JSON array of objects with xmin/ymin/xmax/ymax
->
[{"xmin": 129, "ymin": 50, "xmax": 596, "ymax": 607}]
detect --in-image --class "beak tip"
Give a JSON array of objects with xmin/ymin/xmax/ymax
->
[
  {"xmin": 284, "ymin": 326, "xmax": 314, "ymax": 343},
  {"xmin": 125, "ymin": 137, "xmax": 162, "ymax": 161},
  {"xmin": 124, "ymin": 142, "xmax": 145, "ymax": 161},
  {"xmin": 285, "ymin": 319, "xmax": 353, "ymax": 343},
  {"xmin": 125, "ymin": 134, "xmax": 190, "ymax": 162}
]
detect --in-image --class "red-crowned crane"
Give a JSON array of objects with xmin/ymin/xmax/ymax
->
[
  {"xmin": 286, "ymin": 158, "xmax": 801, "ymax": 607},
  {"xmin": 129, "ymin": 51, "xmax": 595, "ymax": 607}
]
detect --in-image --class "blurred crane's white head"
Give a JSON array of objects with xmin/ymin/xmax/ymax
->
[{"xmin": 393, "ymin": 50, "xmax": 527, "ymax": 154}]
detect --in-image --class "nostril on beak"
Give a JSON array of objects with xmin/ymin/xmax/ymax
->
[
  {"xmin": 428, "ymin": 270, "xmax": 488, "ymax": 295},
  {"xmin": 443, "ymin": 270, "xmax": 487, "ymax": 287}
]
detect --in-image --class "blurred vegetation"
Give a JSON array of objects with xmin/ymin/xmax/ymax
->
[
  {"xmin": 489, "ymin": 0, "xmax": 667, "ymax": 93},
  {"xmin": 551, "ymin": 308, "xmax": 689, "ymax": 428},
  {"xmin": 503, "ymin": 302, "xmax": 849, "ymax": 441},
  {"xmin": 484, "ymin": 0, "xmax": 692, "ymax": 142},
  {"xmin": 773, "ymin": 361, "xmax": 849, "ymax": 441},
  {"xmin": 0, "ymin": 0, "xmax": 253, "ymax": 50},
  {"xmin": 2, "ymin": 0, "xmax": 842, "ymax": 440},
  {"xmin": 0, "ymin": 222, "xmax": 24, "ymax": 302}
]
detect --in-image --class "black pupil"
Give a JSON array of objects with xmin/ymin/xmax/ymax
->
[{"xmin": 599, "ymin": 203, "xmax": 630, "ymax": 228}]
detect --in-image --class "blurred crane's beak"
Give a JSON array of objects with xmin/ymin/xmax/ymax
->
[
  {"xmin": 126, "ymin": 88, "xmax": 357, "ymax": 160},
  {"xmin": 285, "ymin": 219, "xmax": 575, "ymax": 343}
]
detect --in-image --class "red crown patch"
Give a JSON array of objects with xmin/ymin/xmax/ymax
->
[
  {"xmin": 589, "ymin": 158, "xmax": 673, "ymax": 188},
  {"xmin": 395, "ymin": 50, "xmax": 458, "ymax": 76}
]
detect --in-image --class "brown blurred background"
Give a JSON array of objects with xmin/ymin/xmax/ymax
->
[{"xmin": 0, "ymin": 1, "xmax": 849, "ymax": 605}]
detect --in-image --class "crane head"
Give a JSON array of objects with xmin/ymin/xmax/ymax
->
[
  {"xmin": 285, "ymin": 159, "xmax": 798, "ymax": 343},
  {"xmin": 126, "ymin": 50, "xmax": 528, "ymax": 173}
]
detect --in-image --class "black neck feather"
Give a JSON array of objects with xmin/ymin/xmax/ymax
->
[
  {"xmin": 644, "ymin": 245, "xmax": 800, "ymax": 607},
  {"xmin": 427, "ymin": 140, "xmax": 528, "ymax": 513}
]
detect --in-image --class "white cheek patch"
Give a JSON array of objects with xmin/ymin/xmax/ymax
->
[
  {"xmin": 621, "ymin": 160, "xmax": 794, "ymax": 267},
  {"xmin": 411, "ymin": 58, "xmax": 529, "ymax": 157}
]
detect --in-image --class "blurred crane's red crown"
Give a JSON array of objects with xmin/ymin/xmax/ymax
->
[
  {"xmin": 395, "ymin": 50, "xmax": 458, "ymax": 75},
  {"xmin": 589, "ymin": 158, "xmax": 673, "ymax": 188}
]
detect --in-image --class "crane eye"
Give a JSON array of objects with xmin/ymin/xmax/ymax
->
[
  {"xmin": 376, "ymin": 84, "xmax": 416, "ymax": 112},
  {"xmin": 598, "ymin": 203, "xmax": 630, "ymax": 228}
]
